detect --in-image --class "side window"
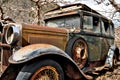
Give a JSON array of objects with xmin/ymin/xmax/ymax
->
[
  {"xmin": 83, "ymin": 15, "xmax": 93, "ymax": 30},
  {"xmin": 101, "ymin": 19, "xmax": 110, "ymax": 36},
  {"xmin": 93, "ymin": 16, "xmax": 100, "ymax": 33},
  {"xmin": 110, "ymin": 24, "xmax": 114, "ymax": 37},
  {"xmin": 83, "ymin": 13, "xmax": 100, "ymax": 33}
]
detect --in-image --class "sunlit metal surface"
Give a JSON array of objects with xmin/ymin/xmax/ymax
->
[
  {"xmin": 10, "ymin": 44, "xmax": 66, "ymax": 62},
  {"xmin": 5, "ymin": 24, "xmax": 22, "ymax": 45}
]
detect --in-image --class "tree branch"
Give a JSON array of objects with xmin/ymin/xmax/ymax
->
[
  {"xmin": 0, "ymin": 6, "xmax": 4, "ymax": 20},
  {"xmin": 0, "ymin": 6, "xmax": 15, "ymax": 23},
  {"xmin": 109, "ymin": 0, "xmax": 120, "ymax": 11},
  {"xmin": 94, "ymin": 0, "xmax": 105, "ymax": 4}
]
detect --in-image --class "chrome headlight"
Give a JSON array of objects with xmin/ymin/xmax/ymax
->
[{"xmin": 5, "ymin": 24, "xmax": 21, "ymax": 45}]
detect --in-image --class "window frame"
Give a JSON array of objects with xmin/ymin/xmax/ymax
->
[
  {"xmin": 82, "ymin": 11, "xmax": 101, "ymax": 34},
  {"xmin": 45, "ymin": 14, "xmax": 81, "ymax": 30},
  {"xmin": 101, "ymin": 17, "xmax": 114, "ymax": 38}
]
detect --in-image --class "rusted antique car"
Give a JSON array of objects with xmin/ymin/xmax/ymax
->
[{"xmin": 0, "ymin": 3, "xmax": 119, "ymax": 80}]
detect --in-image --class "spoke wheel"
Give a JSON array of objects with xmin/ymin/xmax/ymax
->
[
  {"xmin": 16, "ymin": 59, "xmax": 64, "ymax": 80},
  {"xmin": 73, "ymin": 39, "xmax": 88, "ymax": 69},
  {"xmin": 31, "ymin": 66, "xmax": 59, "ymax": 80}
]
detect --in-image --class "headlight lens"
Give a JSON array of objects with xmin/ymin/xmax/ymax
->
[{"xmin": 5, "ymin": 24, "xmax": 21, "ymax": 45}]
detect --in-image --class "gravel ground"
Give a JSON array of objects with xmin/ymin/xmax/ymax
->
[
  {"xmin": 95, "ymin": 62, "xmax": 120, "ymax": 80},
  {"xmin": 0, "ymin": 62, "xmax": 120, "ymax": 80}
]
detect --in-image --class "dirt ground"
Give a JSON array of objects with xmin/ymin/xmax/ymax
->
[
  {"xmin": 95, "ymin": 62, "xmax": 120, "ymax": 80},
  {"xmin": 0, "ymin": 62, "xmax": 120, "ymax": 80}
]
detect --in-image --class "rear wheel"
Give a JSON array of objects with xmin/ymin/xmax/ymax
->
[
  {"xmin": 109, "ymin": 54, "xmax": 118, "ymax": 71},
  {"xmin": 112, "ymin": 54, "xmax": 118, "ymax": 69},
  {"xmin": 72, "ymin": 39, "xmax": 88, "ymax": 69},
  {"xmin": 16, "ymin": 59, "xmax": 64, "ymax": 80}
]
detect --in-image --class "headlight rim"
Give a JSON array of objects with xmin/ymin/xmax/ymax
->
[{"xmin": 5, "ymin": 24, "xmax": 21, "ymax": 45}]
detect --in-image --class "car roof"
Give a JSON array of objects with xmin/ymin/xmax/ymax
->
[
  {"xmin": 45, "ymin": 3, "xmax": 100, "ymax": 18},
  {"xmin": 45, "ymin": 3, "xmax": 113, "ymax": 24}
]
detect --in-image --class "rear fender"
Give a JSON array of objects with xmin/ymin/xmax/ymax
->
[
  {"xmin": 8, "ymin": 44, "xmax": 89, "ymax": 79},
  {"xmin": 105, "ymin": 45, "xmax": 119, "ymax": 67}
]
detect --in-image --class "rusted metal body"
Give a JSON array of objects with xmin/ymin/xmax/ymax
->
[
  {"xmin": 0, "ymin": 3, "xmax": 119, "ymax": 80},
  {"xmin": 21, "ymin": 24, "xmax": 68, "ymax": 50},
  {"xmin": 0, "ymin": 23, "xmax": 87, "ymax": 79}
]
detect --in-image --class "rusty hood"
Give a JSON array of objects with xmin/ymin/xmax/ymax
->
[{"xmin": 21, "ymin": 24, "xmax": 69, "ymax": 50}]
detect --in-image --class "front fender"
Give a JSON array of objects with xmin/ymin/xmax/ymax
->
[
  {"xmin": 9, "ymin": 44, "xmax": 69, "ymax": 64},
  {"xmin": 8, "ymin": 44, "xmax": 91, "ymax": 79}
]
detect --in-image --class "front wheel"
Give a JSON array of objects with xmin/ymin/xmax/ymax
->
[{"xmin": 16, "ymin": 59, "xmax": 64, "ymax": 80}]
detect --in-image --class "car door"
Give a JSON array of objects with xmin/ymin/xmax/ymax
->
[
  {"xmin": 82, "ymin": 12, "xmax": 102, "ymax": 61},
  {"xmin": 100, "ymin": 18, "xmax": 111, "ymax": 60}
]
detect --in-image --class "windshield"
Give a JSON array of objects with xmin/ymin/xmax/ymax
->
[{"xmin": 45, "ymin": 15, "xmax": 80, "ymax": 30}]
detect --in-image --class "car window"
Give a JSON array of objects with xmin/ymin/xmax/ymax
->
[
  {"xmin": 101, "ymin": 20, "xmax": 110, "ymax": 36},
  {"xmin": 46, "ymin": 15, "xmax": 80, "ymax": 30},
  {"xmin": 83, "ymin": 15, "xmax": 93, "ymax": 30},
  {"xmin": 46, "ymin": 18, "xmax": 64, "ymax": 28},
  {"xmin": 110, "ymin": 24, "xmax": 114, "ymax": 37},
  {"xmin": 83, "ymin": 14, "xmax": 100, "ymax": 33},
  {"xmin": 65, "ymin": 15, "xmax": 80, "ymax": 29}
]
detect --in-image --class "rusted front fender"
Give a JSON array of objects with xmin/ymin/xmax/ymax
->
[
  {"xmin": 9, "ymin": 44, "xmax": 67, "ymax": 63},
  {"xmin": 7, "ymin": 44, "xmax": 91, "ymax": 79}
]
